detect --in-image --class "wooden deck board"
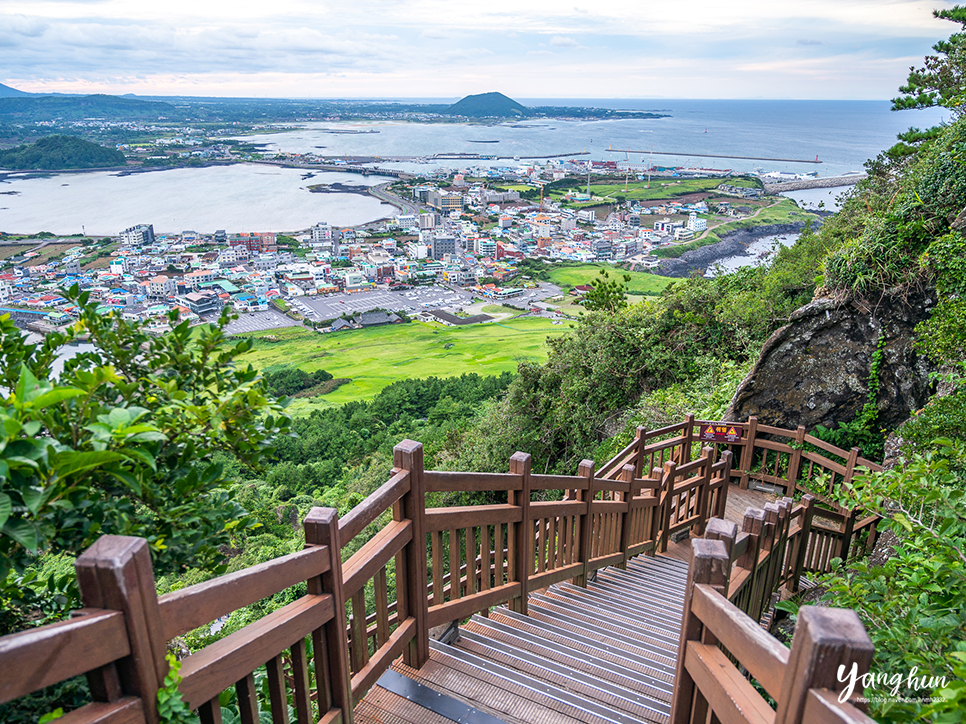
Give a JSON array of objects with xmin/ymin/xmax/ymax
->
[
  {"xmin": 354, "ymin": 687, "xmax": 458, "ymax": 724},
  {"xmin": 395, "ymin": 651, "xmax": 615, "ymax": 724}
]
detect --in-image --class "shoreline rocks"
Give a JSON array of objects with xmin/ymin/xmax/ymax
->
[{"xmin": 656, "ymin": 222, "xmax": 814, "ymax": 278}]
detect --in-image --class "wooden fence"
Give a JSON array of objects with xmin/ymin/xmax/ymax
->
[
  {"xmin": 671, "ymin": 536, "xmax": 877, "ymax": 724},
  {"xmin": 660, "ymin": 415, "xmax": 882, "ymax": 511},
  {"xmin": 0, "ymin": 419, "xmax": 881, "ymax": 724}
]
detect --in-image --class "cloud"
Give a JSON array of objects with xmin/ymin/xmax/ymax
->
[
  {"xmin": 797, "ymin": 39, "xmax": 823, "ymax": 46},
  {"xmin": 549, "ymin": 35, "xmax": 585, "ymax": 48}
]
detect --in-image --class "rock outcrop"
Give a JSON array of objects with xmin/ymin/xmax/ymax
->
[
  {"xmin": 658, "ymin": 222, "xmax": 812, "ymax": 278},
  {"xmin": 725, "ymin": 286, "xmax": 937, "ymax": 431}
]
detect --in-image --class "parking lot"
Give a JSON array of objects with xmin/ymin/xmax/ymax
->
[
  {"xmin": 224, "ymin": 308, "xmax": 301, "ymax": 334},
  {"xmin": 293, "ymin": 284, "xmax": 477, "ymax": 321}
]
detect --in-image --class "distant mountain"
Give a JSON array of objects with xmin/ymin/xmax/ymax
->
[
  {"xmin": 446, "ymin": 92, "xmax": 528, "ymax": 118},
  {"xmin": 0, "ymin": 94, "xmax": 176, "ymax": 120},
  {"xmin": 0, "ymin": 83, "xmax": 30, "ymax": 98},
  {"xmin": 0, "ymin": 135, "xmax": 127, "ymax": 170}
]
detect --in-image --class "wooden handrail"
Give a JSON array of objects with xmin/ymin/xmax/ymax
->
[
  {"xmin": 673, "ymin": 538, "xmax": 876, "ymax": 724},
  {"xmin": 0, "ymin": 418, "xmax": 883, "ymax": 724}
]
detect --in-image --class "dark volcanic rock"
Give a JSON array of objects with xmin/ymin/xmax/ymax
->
[
  {"xmin": 725, "ymin": 286, "xmax": 937, "ymax": 432},
  {"xmin": 658, "ymin": 222, "xmax": 811, "ymax": 277}
]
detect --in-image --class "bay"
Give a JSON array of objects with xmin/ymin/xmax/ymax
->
[{"xmin": 0, "ymin": 164, "xmax": 396, "ymax": 236}]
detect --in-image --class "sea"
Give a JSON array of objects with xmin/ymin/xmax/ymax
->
[{"xmin": 0, "ymin": 100, "xmax": 948, "ymax": 236}]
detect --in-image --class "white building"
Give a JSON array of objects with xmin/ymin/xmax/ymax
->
[
  {"xmin": 311, "ymin": 223, "xmax": 332, "ymax": 245},
  {"xmin": 687, "ymin": 213, "xmax": 707, "ymax": 232}
]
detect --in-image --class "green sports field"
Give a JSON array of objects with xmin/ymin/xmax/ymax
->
[{"xmin": 237, "ymin": 317, "xmax": 572, "ymax": 412}]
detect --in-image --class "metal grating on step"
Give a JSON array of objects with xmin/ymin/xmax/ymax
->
[{"xmin": 376, "ymin": 669, "xmax": 512, "ymax": 724}]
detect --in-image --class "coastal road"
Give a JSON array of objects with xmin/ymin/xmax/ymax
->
[{"xmin": 369, "ymin": 182, "xmax": 416, "ymax": 215}]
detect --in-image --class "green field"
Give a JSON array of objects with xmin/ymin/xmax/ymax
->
[
  {"xmin": 551, "ymin": 176, "xmax": 761, "ymax": 206},
  {"xmin": 541, "ymin": 264, "xmax": 675, "ymax": 296},
  {"xmin": 237, "ymin": 317, "xmax": 572, "ymax": 412}
]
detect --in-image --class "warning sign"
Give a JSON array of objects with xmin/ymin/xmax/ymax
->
[{"xmin": 698, "ymin": 422, "xmax": 743, "ymax": 443}]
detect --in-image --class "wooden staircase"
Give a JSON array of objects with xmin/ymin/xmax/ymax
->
[{"xmin": 363, "ymin": 553, "xmax": 690, "ymax": 724}]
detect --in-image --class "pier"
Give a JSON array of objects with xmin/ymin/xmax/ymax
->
[
  {"xmin": 606, "ymin": 148, "xmax": 823, "ymax": 164},
  {"xmin": 763, "ymin": 173, "xmax": 866, "ymax": 193}
]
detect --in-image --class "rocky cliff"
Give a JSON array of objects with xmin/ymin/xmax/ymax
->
[{"xmin": 725, "ymin": 286, "xmax": 937, "ymax": 431}]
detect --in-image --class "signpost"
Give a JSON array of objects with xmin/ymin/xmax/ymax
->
[{"xmin": 698, "ymin": 422, "xmax": 742, "ymax": 443}]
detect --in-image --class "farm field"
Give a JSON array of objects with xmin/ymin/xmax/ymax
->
[{"xmin": 237, "ymin": 316, "xmax": 570, "ymax": 412}]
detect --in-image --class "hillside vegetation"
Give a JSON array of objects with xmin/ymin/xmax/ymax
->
[{"xmin": 0, "ymin": 134, "xmax": 126, "ymax": 169}]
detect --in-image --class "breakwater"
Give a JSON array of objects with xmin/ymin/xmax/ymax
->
[
  {"xmin": 656, "ymin": 222, "xmax": 814, "ymax": 278},
  {"xmin": 763, "ymin": 174, "xmax": 865, "ymax": 193}
]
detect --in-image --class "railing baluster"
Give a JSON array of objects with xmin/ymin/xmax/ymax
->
[
  {"xmin": 236, "ymin": 671, "xmax": 260, "ymax": 724},
  {"xmin": 266, "ymin": 654, "xmax": 289, "ymax": 724},
  {"xmin": 290, "ymin": 639, "xmax": 312, "ymax": 724}
]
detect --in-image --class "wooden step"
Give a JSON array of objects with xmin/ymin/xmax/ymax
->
[
  {"xmin": 429, "ymin": 640, "xmax": 666, "ymax": 724},
  {"xmin": 586, "ymin": 579, "xmax": 685, "ymax": 619},
  {"xmin": 550, "ymin": 584, "xmax": 683, "ymax": 634},
  {"xmin": 487, "ymin": 608, "xmax": 676, "ymax": 678},
  {"xmin": 453, "ymin": 629, "xmax": 672, "ymax": 721},
  {"xmin": 522, "ymin": 603, "xmax": 679, "ymax": 667},
  {"xmin": 528, "ymin": 593, "xmax": 680, "ymax": 655},
  {"xmin": 464, "ymin": 614, "xmax": 674, "ymax": 697},
  {"xmin": 599, "ymin": 567, "xmax": 689, "ymax": 602}
]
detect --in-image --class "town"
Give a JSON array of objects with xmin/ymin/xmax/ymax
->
[{"xmin": 0, "ymin": 161, "xmax": 813, "ymax": 336}]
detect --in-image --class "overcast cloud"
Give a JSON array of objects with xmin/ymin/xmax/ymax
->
[{"xmin": 0, "ymin": 0, "xmax": 958, "ymax": 99}]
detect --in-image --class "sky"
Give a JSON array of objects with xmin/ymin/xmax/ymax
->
[{"xmin": 0, "ymin": 0, "xmax": 961, "ymax": 100}]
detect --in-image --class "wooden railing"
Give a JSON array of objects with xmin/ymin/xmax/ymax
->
[
  {"xmin": 671, "ymin": 537, "xmax": 877, "ymax": 724},
  {"xmin": 0, "ymin": 418, "xmax": 882, "ymax": 724},
  {"xmin": 662, "ymin": 415, "xmax": 882, "ymax": 511}
]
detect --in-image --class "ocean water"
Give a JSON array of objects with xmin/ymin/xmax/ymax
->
[{"xmin": 0, "ymin": 100, "xmax": 948, "ymax": 235}]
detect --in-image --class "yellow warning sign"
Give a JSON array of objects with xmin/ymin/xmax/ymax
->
[{"xmin": 698, "ymin": 422, "xmax": 743, "ymax": 443}]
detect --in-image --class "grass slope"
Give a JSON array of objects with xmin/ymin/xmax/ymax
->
[
  {"xmin": 238, "ymin": 317, "xmax": 570, "ymax": 412},
  {"xmin": 541, "ymin": 264, "xmax": 675, "ymax": 295}
]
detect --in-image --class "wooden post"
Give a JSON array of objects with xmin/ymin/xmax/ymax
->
[
  {"xmin": 393, "ymin": 440, "xmax": 429, "ymax": 668},
  {"xmin": 574, "ymin": 459, "xmax": 596, "ymax": 587},
  {"xmin": 693, "ymin": 446, "xmax": 714, "ymax": 536},
  {"xmin": 634, "ymin": 425, "xmax": 647, "ymax": 479},
  {"xmin": 787, "ymin": 425, "xmax": 806, "ymax": 496},
  {"xmin": 669, "ymin": 538, "xmax": 731, "ymax": 724},
  {"xmin": 839, "ymin": 506, "xmax": 859, "ymax": 562},
  {"xmin": 790, "ymin": 495, "xmax": 816, "ymax": 593},
  {"xmin": 680, "ymin": 413, "xmax": 695, "ymax": 465},
  {"xmin": 775, "ymin": 606, "xmax": 874, "ymax": 724},
  {"xmin": 659, "ymin": 460, "xmax": 677, "ymax": 553},
  {"xmin": 739, "ymin": 416, "xmax": 758, "ymax": 489},
  {"xmin": 843, "ymin": 446, "xmax": 861, "ymax": 488},
  {"xmin": 617, "ymin": 463, "xmax": 635, "ymax": 568},
  {"xmin": 738, "ymin": 507, "xmax": 765, "ymax": 618},
  {"xmin": 705, "ymin": 517, "xmax": 738, "ymax": 559},
  {"xmin": 304, "ymin": 507, "xmax": 353, "ymax": 724},
  {"xmin": 509, "ymin": 451, "xmax": 532, "ymax": 613},
  {"xmin": 716, "ymin": 449, "xmax": 733, "ymax": 519},
  {"xmin": 75, "ymin": 536, "xmax": 167, "ymax": 724}
]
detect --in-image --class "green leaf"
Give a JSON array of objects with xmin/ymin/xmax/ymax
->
[
  {"xmin": 3, "ymin": 518, "xmax": 40, "ymax": 551},
  {"xmin": 0, "ymin": 493, "xmax": 11, "ymax": 530},
  {"xmin": 55, "ymin": 450, "xmax": 127, "ymax": 478},
  {"xmin": 32, "ymin": 387, "xmax": 85, "ymax": 410},
  {"xmin": 22, "ymin": 486, "xmax": 46, "ymax": 515},
  {"xmin": 38, "ymin": 708, "xmax": 64, "ymax": 723}
]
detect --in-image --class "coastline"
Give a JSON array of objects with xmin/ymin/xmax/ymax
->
[{"xmin": 655, "ymin": 222, "xmax": 817, "ymax": 278}]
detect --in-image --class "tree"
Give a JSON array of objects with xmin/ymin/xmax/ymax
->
[
  {"xmin": 0, "ymin": 290, "xmax": 290, "ymax": 631},
  {"xmin": 582, "ymin": 268, "xmax": 631, "ymax": 313},
  {"xmin": 893, "ymin": 6, "xmax": 966, "ymax": 114}
]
